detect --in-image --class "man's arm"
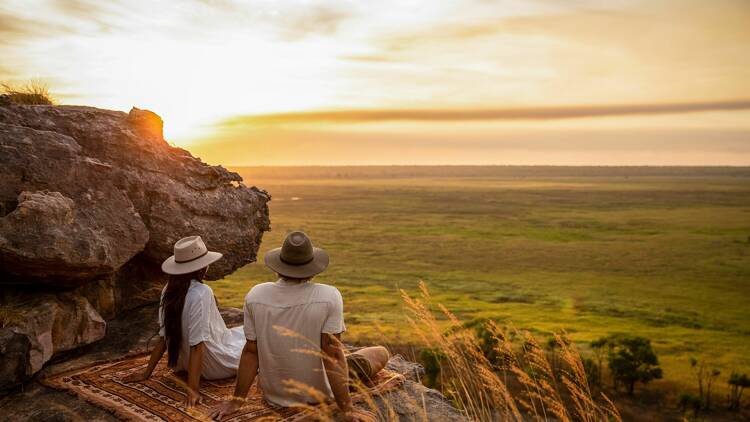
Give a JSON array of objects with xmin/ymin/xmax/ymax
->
[
  {"xmin": 321, "ymin": 333, "xmax": 354, "ymax": 416},
  {"xmin": 123, "ymin": 337, "xmax": 166, "ymax": 383},
  {"xmin": 208, "ymin": 340, "xmax": 259, "ymax": 420},
  {"xmin": 185, "ymin": 342, "xmax": 205, "ymax": 407},
  {"xmin": 233, "ymin": 340, "xmax": 259, "ymax": 398}
]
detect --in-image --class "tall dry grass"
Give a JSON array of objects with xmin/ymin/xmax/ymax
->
[
  {"xmin": 401, "ymin": 281, "xmax": 621, "ymax": 422},
  {"xmin": 196, "ymin": 281, "xmax": 621, "ymax": 421},
  {"xmin": 1, "ymin": 80, "xmax": 54, "ymax": 105}
]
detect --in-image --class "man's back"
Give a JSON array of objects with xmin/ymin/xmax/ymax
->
[{"xmin": 243, "ymin": 279, "xmax": 345, "ymax": 407}]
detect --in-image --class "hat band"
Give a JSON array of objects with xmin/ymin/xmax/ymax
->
[
  {"xmin": 175, "ymin": 250, "xmax": 208, "ymax": 264},
  {"xmin": 280, "ymin": 253, "xmax": 314, "ymax": 266}
]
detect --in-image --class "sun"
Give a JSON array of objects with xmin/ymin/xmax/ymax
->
[{"xmin": 58, "ymin": 33, "xmax": 341, "ymax": 147}]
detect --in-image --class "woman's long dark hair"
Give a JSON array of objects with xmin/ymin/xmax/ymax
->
[{"xmin": 162, "ymin": 268, "xmax": 207, "ymax": 368}]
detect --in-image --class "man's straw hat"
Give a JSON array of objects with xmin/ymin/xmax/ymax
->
[
  {"xmin": 161, "ymin": 236, "xmax": 222, "ymax": 275},
  {"xmin": 265, "ymin": 231, "xmax": 329, "ymax": 279}
]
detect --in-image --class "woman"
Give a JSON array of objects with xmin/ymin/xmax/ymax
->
[{"xmin": 123, "ymin": 235, "xmax": 245, "ymax": 407}]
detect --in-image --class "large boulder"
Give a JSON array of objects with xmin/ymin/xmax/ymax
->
[
  {"xmin": 0, "ymin": 290, "xmax": 107, "ymax": 387},
  {"xmin": 0, "ymin": 104, "xmax": 270, "ymax": 283},
  {"xmin": 0, "ymin": 102, "xmax": 270, "ymax": 382},
  {"xmin": 0, "ymin": 190, "xmax": 148, "ymax": 280}
]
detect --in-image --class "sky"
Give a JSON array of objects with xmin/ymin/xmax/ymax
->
[{"xmin": 1, "ymin": 0, "xmax": 749, "ymax": 165}]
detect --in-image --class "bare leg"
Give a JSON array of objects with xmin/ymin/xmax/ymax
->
[{"xmin": 352, "ymin": 346, "xmax": 390, "ymax": 376}]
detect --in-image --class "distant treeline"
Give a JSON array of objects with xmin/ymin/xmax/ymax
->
[{"xmin": 231, "ymin": 165, "xmax": 750, "ymax": 180}]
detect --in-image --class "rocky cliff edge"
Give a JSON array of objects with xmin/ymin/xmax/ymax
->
[{"xmin": 0, "ymin": 101, "xmax": 270, "ymax": 386}]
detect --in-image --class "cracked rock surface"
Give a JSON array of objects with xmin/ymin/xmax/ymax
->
[{"xmin": 0, "ymin": 103, "xmax": 270, "ymax": 389}]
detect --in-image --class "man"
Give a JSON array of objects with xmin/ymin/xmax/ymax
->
[{"xmin": 210, "ymin": 231, "xmax": 389, "ymax": 421}]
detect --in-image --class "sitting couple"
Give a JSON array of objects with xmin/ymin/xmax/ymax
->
[{"xmin": 124, "ymin": 231, "xmax": 388, "ymax": 421}]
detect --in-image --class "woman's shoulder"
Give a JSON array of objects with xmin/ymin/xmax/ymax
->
[{"xmin": 187, "ymin": 281, "xmax": 214, "ymax": 300}]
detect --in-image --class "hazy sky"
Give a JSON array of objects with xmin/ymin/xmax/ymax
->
[{"xmin": 2, "ymin": 0, "xmax": 749, "ymax": 165}]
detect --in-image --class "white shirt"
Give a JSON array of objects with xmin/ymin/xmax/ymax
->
[
  {"xmin": 159, "ymin": 280, "xmax": 245, "ymax": 380},
  {"xmin": 244, "ymin": 279, "xmax": 345, "ymax": 407}
]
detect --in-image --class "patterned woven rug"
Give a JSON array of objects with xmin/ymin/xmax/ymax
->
[{"xmin": 42, "ymin": 353, "xmax": 405, "ymax": 422}]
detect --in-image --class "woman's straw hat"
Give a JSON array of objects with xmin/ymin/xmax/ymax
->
[
  {"xmin": 264, "ymin": 231, "xmax": 329, "ymax": 279},
  {"xmin": 161, "ymin": 236, "xmax": 223, "ymax": 275}
]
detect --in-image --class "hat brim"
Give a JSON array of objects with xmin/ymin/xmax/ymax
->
[
  {"xmin": 161, "ymin": 251, "xmax": 223, "ymax": 275},
  {"xmin": 264, "ymin": 247, "xmax": 329, "ymax": 279}
]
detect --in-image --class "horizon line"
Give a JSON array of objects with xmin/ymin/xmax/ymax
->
[{"xmin": 225, "ymin": 164, "xmax": 750, "ymax": 168}]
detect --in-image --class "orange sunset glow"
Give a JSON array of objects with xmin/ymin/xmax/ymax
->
[{"xmin": 2, "ymin": 0, "xmax": 749, "ymax": 165}]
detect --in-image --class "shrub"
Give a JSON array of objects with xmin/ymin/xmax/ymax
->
[
  {"xmin": 606, "ymin": 335, "xmax": 662, "ymax": 395},
  {"xmin": 1, "ymin": 81, "xmax": 54, "ymax": 105}
]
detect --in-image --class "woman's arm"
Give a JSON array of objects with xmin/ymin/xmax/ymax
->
[
  {"xmin": 184, "ymin": 342, "xmax": 206, "ymax": 407},
  {"xmin": 123, "ymin": 337, "xmax": 166, "ymax": 383}
]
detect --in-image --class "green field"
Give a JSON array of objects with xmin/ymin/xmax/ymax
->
[{"xmin": 208, "ymin": 166, "xmax": 750, "ymax": 392}]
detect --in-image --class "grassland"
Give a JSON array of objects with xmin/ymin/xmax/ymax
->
[{"xmin": 208, "ymin": 166, "xmax": 750, "ymax": 394}]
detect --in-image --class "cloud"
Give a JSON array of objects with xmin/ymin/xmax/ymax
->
[
  {"xmin": 0, "ymin": 11, "xmax": 75, "ymax": 44},
  {"xmin": 270, "ymin": 4, "xmax": 352, "ymax": 41},
  {"xmin": 363, "ymin": 1, "xmax": 750, "ymax": 98},
  {"xmin": 189, "ymin": 127, "xmax": 750, "ymax": 166},
  {"xmin": 52, "ymin": 0, "xmax": 106, "ymax": 20},
  {"xmin": 222, "ymin": 99, "xmax": 750, "ymax": 126},
  {"xmin": 339, "ymin": 54, "xmax": 399, "ymax": 63},
  {"xmin": 0, "ymin": 12, "xmax": 29, "ymax": 36}
]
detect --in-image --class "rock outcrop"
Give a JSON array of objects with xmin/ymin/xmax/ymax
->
[
  {"xmin": 0, "ymin": 103, "xmax": 270, "ymax": 389},
  {"xmin": 0, "ymin": 104, "xmax": 269, "ymax": 283}
]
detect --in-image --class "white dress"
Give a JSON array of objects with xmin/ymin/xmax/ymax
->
[{"xmin": 159, "ymin": 280, "xmax": 245, "ymax": 379}]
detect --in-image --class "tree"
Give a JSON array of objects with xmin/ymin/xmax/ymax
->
[
  {"xmin": 690, "ymin": 357, "xmax": 721, "ymax": 410},
  {"xmin": 705, "ymin": 368, "xmax": 721, "ymax": 410},
  {"xmin": 689, "ymin": 357, "xmax": 705, "ymax": 404},
  {"xmin": 728, "ymin": 371, "xmax": 750, "ymax": 411},
  {"xmin": 606, "ymin": 336, "xmax": 662, "ymax": 395}
]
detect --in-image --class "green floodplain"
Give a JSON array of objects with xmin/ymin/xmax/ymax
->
[{"xmin": 208, "ymin": 166, "xmax": 750, "ymax": 393}]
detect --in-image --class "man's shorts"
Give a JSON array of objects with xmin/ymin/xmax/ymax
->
[{"xmin": 346, "ymin": 352, "xmax": 373, "ymax": 383}]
